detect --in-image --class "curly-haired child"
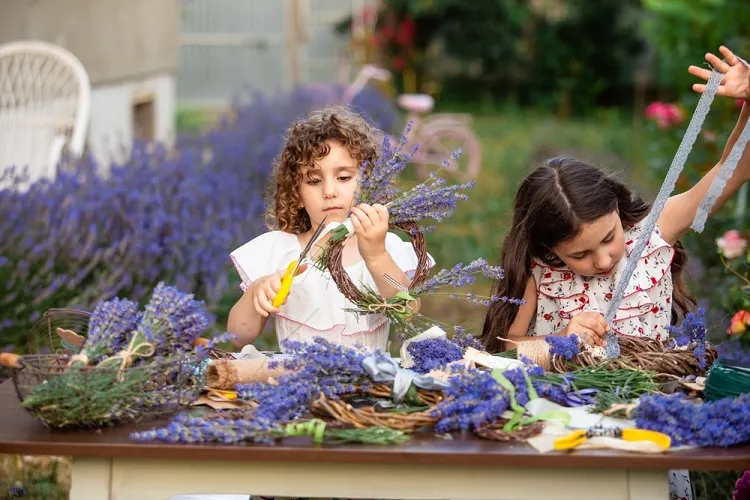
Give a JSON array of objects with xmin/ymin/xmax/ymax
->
[{"xmin": 228, "ymin": 106, "xmax": 428, "ymax": 352}]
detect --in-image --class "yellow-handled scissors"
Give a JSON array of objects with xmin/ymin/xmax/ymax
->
[
  {"xmin": 272, "ymin": 216, "xmax": 328, "ymax": 308},
  {"xmin": 554, "ymin": 425, "xmax": 671, "ymax": 451}
]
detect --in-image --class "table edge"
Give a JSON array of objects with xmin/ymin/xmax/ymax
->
[{"xmin": 2, "ymin": 441, "xmax": 749, "ymax": 471}]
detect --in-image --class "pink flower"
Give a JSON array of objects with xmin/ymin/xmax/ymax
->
[
  {"xmin": 717, "ymin": 230, "xmax": 748, "ymax": 259},
  {"xmin": 644, "ymin": 101, "xmax": 684, "ymax": 129}
]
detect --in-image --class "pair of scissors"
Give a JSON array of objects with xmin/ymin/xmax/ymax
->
[
  {"xmin": 272, "ymin": 216, "xmax": 328, "ymax": 308},
  {"xmin": 554, "ymin": 425, "xmax": 671, "ymax": 451}
]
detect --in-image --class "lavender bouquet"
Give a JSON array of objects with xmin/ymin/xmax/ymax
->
[
  {"xmin": 313, "ymin": 129, "xmax": 475, "ymax": 267},
  {"xmin": 17, "ymin": 283, "xmax": 226, "ymax": 428},
  {"xmin": 132, "ymin": 414, "xmax": 409, "ymax": 446},
  {"xmin": 349, "ymin": 258, "xmax": 522, "ymax": 339}
]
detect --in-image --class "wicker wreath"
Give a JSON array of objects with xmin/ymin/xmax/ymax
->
[
  {"xmin": 310, "ymin": 383, "xmax": 442, "ymax": 432},
  {"xmin": 475, "ymin": 420, "xmax": 545, "ymax": 442},
  {"xmin": 326, "ymin": 221, "xmax": 431, "ymax": 304},
  {"xmin": 549, "ymin": 336, "xmax": 718, "ymax": 378}
]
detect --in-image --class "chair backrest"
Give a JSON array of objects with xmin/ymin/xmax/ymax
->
[{"xmin": 0, "ymin": 40, "xmax": 91, "ymax": 184}]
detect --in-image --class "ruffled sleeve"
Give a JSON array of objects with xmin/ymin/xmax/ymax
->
[
  {"xmin": 532, "ymin": 223, "xmax": 675, "ymax": 338},
  {"xmin": 229, "ymin": 231, "xmax": 299, "ymax": 292}
]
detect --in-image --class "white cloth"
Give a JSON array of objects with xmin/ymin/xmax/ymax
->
[
  {"xmin": 230, "ymin": 230, "xmax": 432, "ymax": 352},
  {"xmin": 529, "ymin": 222, "xmax": 674, "ymax": 340}
]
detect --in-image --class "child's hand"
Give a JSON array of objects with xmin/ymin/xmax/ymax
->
[
  {"xmin": 250, "ymin": 263, "xmax": 308, "ymax": 317},
  {"xmin": 351, "ymin": 203, "xmax": 389, "ymax": 262},
  {"xmin": 689, "ymin": 46, "xmax": 750, "ymax": 100},
  {"xmin": 561, "ymin": 311, "xmax": 610, "ymax": 347}
]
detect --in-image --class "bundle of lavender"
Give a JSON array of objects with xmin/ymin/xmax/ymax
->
[
  {"xmin": 313, "ymin": 129, "xmax": 476, "ymax": 270},
  {"xmin": 132, "ymin": 414, "xmax": 410, "ymax": 446},
  {"xmin": 348, "ymin": 258, "xmax": 522, "ymax": 337},
  {"xmin": 8, "ymin": 283, "xmax": 230, "ymax": 428}
]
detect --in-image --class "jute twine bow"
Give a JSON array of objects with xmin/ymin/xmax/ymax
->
[
  {"xmin": 97, "ymin": 333, "xmax": 155, "ymax": 381},
  {"xmin": 367, "ymin": 301, "xmax": 409, "ymax": 314},
  {"xmin": 68, "ymin": 352, "xmax": 90, "ymax": 367}
]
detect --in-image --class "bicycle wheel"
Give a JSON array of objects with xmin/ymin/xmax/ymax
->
[{"xmin": 414, "ymin": 126, "xmax": 482, "ymax": 182}]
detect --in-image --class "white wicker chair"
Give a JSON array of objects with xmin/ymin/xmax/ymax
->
[{"xmin": 0, "ymin": 41, "xmax": 91, "ymax": 184}]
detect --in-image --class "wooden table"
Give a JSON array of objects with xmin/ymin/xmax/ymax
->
[{"xmin": 1, "ymin": 382, "xmax": 749, "ymax": 500}]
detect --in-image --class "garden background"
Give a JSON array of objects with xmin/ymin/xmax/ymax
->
[{"xmin": 1, "ymin": 0, "xmax": 750, "ymax": 498}]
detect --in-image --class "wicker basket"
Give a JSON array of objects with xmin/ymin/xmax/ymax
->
[{"xmin": 9, "ymin": 353, "xmax": 203, "ymax": 429}]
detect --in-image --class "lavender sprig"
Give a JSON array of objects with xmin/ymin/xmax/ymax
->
[
  {"xmin": 139, "ymin": 282, "xmax": 209, "ymax": 356},
  {"xmin": 635, "ymin": 393, "xmax": 750, "ymax": 447},
  {"xmin": 80, "ymin": 297, "xmax": 141, "ymax": 362},
  {"xmin": 412, "ymin": 259, "xmax": 504, "ymax": 295},
  {"xmin": 432, "ymin": 369, "xmax": 510, "ymax": 433},
  {"xmin": 131, "ymin": 414, "xmax": 409, "ymax": 445},
  {"xmin": 236, "ymin": 337, "xmax": 370, "ymax": 425},
  {"xmin": 356, "ymin": 125, "xmax": 416, "ymax": 206},
  {"xmin": 452, "ymin": 327, "xmax": 484, "ymax": 351},
  {"xmin": 345, "ymin": 258, "xmax": 520, "ymax": 341},
  {"xmin": 667, "ymin": 308, "xmax": 709, "ymax": 369},
  {"xmin": 406, "ymin": 337, "xmax": 464, "ymax": 374},
  {"xmin": 545, "ymin": 334, "xmax": 581, "ymax": 360}
]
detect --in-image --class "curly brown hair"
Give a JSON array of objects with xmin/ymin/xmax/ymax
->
[{"xmin": 265, "ymin": 106, "xmax": 380, "ymax": 234}]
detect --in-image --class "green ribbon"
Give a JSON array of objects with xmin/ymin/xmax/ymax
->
[
  {"xmin": 492, "ymin": 369, "xmax": 571, "ymax": 432},
  {"xmin": 285, "ymin": 419, "xmax": 327, "ymax": 444}
]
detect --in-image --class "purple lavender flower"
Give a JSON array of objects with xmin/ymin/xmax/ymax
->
[
  {"xmin": 533, "ymin": 380, "xmax": 570, "ymax": 406},
  {"xmin": 140, "ymin": 282, "xmax": 209, "ymax": 356},
  {"xmin": 635, "ymin": 393, "xmax": 750, "ymax": 447},
  {"xmin": 432, "ymin": 369, "xmax": 510, "ymax": 433},
  {"xmin": 502, "ymin": 367, "xmax": 533, "ymax": 406},
  {"xmin": 545, "ymin": 335, "xmax": 580, "ymax": 360},
  {"xmin": 520, "ymin": 355, "xmax": 545, "ymax": 377},
  {"xmin": 236, "ymin": 337, "xmax": 370, "ymax": 425},
  {"xmin": 131, "ymin": 412, "xmax": 278, "ymax": 444},
  {"xmin": 407, "ymin": 337, "xmax": 464, "ymax": 374},
  {"xmin": 453, "ymin": 327, "xmax": 484, "ymax": 351},
  {"xmin": 412, "ymin": 259, "xmax": 505, "ymax": 297},
  {"xmin": 84, "ymin": 297, "xmax": 141, "ymax": 357},
  {"xmin": 353, "ymin": 131, "xmax": 475, "ymax": 224},
  {"xmin": 667, "ymin": 308, "xmax": 709, "ymax": 369}
]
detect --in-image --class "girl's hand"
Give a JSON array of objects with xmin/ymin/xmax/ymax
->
[
  {"xmin": 250, "ymin": 263, "xmax": 307, "ymax": 317},
  {"xmin": 351, "ymin": 203, "xmax": 389, "ymax": 262},
  {"xmin": 689, "ymin": 46, "xmax": 750, "ymax": 100},
  {"xmin": 561, "ymin": 311, "xmax": 610, "ymax": 347}
]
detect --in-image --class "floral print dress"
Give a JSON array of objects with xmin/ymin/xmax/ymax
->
[
  {"xmin": 529, "ymin": 221, "xmax": 675, "ymax": 340},
  {"xmin": 529, "ymin": 221, "xmax": 692, "ymax": 498}
]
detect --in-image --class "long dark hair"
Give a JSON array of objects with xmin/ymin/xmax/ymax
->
[{"xmin": 480, "ymin": 157, "xmax": 695, "ymax": 352}]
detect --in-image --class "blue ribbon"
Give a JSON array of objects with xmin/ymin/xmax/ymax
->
[{"xmin": 362, "ymin": 354, "xmax": 450, "ymax": 403}]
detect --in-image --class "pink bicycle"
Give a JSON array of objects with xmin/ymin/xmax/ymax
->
[{"xmin": 342, "ymin": 64, "xmax": 482, "ymax": 182}]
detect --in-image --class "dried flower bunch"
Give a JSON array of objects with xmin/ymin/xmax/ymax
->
[{"xmin": 10, "ymin": 283, "xmax": 231, "ymax": 428}]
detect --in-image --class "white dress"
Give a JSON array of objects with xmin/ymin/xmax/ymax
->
[
  {"xmin": 529, "ymin": 222, "xmax": 675, "ymax": 340},
  {"xmin": 230, "ymin": 231, "xmax": 429, "ymax": 352}
]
